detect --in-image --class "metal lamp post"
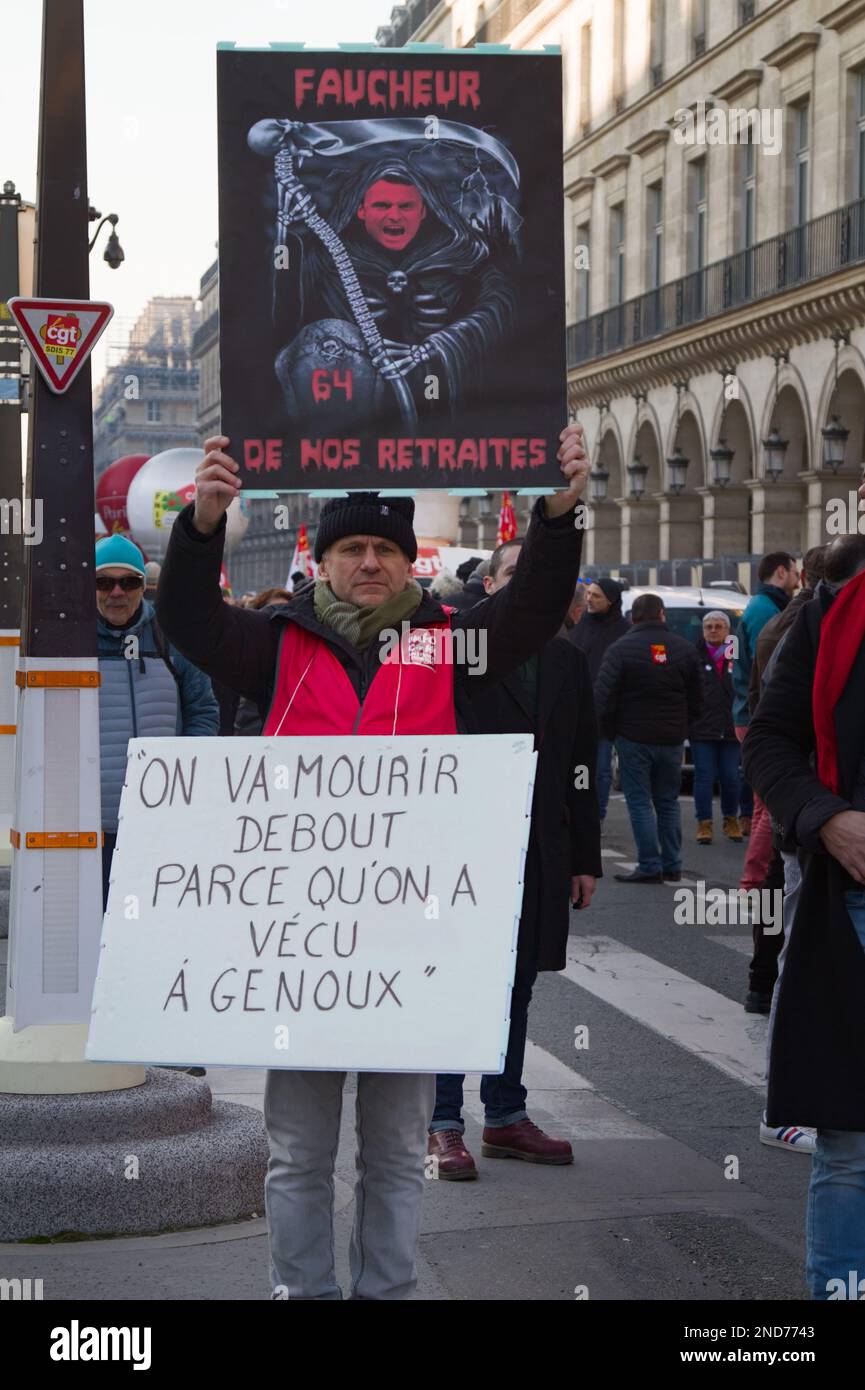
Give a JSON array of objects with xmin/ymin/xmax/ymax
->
[{"xmin": 1, "ymin": 0, "xmax": 142, "ymax": 1090}]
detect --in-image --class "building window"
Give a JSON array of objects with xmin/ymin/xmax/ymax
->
[
  {"xmin": 580, "ymin": 23, "xmax": 592, "ymax": 135},
  {"xmin": 650, "ymin": 0, "xmax": 665, "ymax": 86},
  {"xmin": 613, "ymin": 0, "xmax": 625, "ymax": 113},
  {"xmin": 647, "ymin": 182, "xmax": 663, "ymax": 289},
  {"xmin": 692, "ymin": 0, "xmax": 707, "ymax": 58},
  {"xmin": 610, "ymin": 204, "xmax": 625, "ymax": 306},
  {"xmin": 147, "ymin": 400, "xmax": 161, "ymax": 423},
  {"xmin": 739, "ymin": 0, "xmax": 755, "ymax": 23},
  {"xmin": 575, "ymin": 220, "xmax": 591, "ymax": 319},
  {"xmin": 792, "ymin": 99, "xmax": 810, "ymax": 226},
  {"xmin": 855, "ymin": 69, "xmax": 865, "ymax": 200},
  {"xmin": 741, "ymin": 137, "xmax": 756, "ymax": 249},
  {"xmin": 689, "ymin": 158, "xmax": 707, "ymax": 271}
]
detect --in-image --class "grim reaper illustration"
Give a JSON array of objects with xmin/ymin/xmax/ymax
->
[{"xmin": 247, "ymin": 117, "xmax": 522, "ymax": 434}]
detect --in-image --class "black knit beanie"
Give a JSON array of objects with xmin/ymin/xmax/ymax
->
[
  {"xmin": 596, "ymin": 576, "xmax": 624, "ymax": 606},
  {"xmin": 314, "ymin": 492, "xmax": 417, "ymax": 562}
]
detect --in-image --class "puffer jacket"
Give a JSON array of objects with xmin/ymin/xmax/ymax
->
[
  {"xmin": 97, "ymin": 600, "xmax": 219, "ymax": 832},
  {"xmin": 731, "ymin": 583, "xmax": 789, "ymax": 726}
]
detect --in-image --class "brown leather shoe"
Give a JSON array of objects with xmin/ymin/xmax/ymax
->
[
  {"xmin": 481, "ymin": 1119, "xmax": 573, "ymax": 1165},
  {"xmin": 696, "ymin": 819, "xmax": 713, "ymax": 844},
  {"xmin": 723, "ymin": 815, "xmax": 743, "ymax": 842},
  {"xmin": 427, "ymin": 1129, "xmax": 478, "ymax": 1180},
  {"xmin": 739, "ymin": 815, "xmax": 752, "ymax": 837}
]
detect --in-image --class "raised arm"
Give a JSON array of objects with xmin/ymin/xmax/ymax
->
[
  {"xmin": 453, "ymin": 423, "xmax": 589, "ymax": 681},
  {"xmin": 155, "ymin": 437, "xmax": 280, "ymax": 701}
]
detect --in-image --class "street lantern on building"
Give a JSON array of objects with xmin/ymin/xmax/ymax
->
[
  {"xmin": 589, "ymin": 398, "xmax": 611, "ymax": 502},
  {"xmin": 666, "ymin": 381, "xmax": 689, "ymax": 493},
  {"xmin": 709, "ymin": 440, "xmax": 734, "ymax": 487},
  {"xmin": 761, "ymin": 350, "xmax": 789, "ymax": 482},
  {"xmin": 820, "ymin": 331, "xmax": 850, "ymax": 474},
  {"xmin": 628, "ymin": 391, "xmax": 648, "ymax": 498},
  {"xmin": 710, "ymin": 369, "xmax": 735, "ymax": 487},
  {"xmin": 627, "ymin": 455, "xmax": 648, "ymax": 499}
]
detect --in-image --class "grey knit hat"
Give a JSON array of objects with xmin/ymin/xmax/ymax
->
[{"xmin": 314, "ymin": 492, "xmax": 417, "ymax": 562}]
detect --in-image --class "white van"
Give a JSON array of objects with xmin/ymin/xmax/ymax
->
[{"xmin": 619, "ymin": 584, "xmax": 746, "ymax": 643}]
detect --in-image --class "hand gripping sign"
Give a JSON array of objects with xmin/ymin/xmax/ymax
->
[{"xmin": 87, "ymin": 734, "xmax": 536, "ymax": 1074}]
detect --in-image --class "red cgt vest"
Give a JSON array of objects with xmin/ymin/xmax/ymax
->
[{"xmin": 262, "ymin": 619, "xmax": 457, "ymax": 737}]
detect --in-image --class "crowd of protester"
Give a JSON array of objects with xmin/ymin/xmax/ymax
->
[{"xmin": 91, "ymin": 440, "xmax": 865, "ymax": 1298}]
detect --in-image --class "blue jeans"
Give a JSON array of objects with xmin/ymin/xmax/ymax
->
[
  {"xmin": 806, "ymin": 890, "xmax": 865, "ymax": 1299},
  {"xmin": 691, "ymin": 739, "xmax": 740, "ymax": 821},
  {"xmin": 596, "ymin": 737, "xmax": 614, "ymax": 821},
  {"xmin": 430, "ymin": 959, "xmax": 537, "ymax": 1131},
  {"xmin": 616, "ymin": 736, "xmax": 683, "ymax": 876}
]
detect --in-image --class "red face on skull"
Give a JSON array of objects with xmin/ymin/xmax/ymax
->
[{"xmin": 357, "ymin": 179, "xmax": 426, "ymax": 251}]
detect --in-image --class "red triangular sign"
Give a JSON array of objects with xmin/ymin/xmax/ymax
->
[{"xmin": 8, "ymin": 296, "xmax": 113, "ymax": 394}]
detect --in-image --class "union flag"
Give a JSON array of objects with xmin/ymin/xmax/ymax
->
[{"xmin": 496, "ymin": 491, "xmax": 517, "ymax": 547}]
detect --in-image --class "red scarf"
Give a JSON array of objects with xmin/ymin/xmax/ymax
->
[{"xmin": 813, "ymin": 569, "xmax": 865, "ymax": 794}]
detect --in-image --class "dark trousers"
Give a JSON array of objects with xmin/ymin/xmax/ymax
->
[
  {"xmin": 430, "ymin": 956, "xmax": 538, "ymax": 1131},
  {"xmin": 691, "ymin": 739, "xmax": 740, "ymax": 820},
  {"xmin": 748, "ymin": 842, "xmax": 785, "ymax": 994}
]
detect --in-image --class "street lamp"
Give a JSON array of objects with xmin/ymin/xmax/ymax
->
[
  {"xmin": 629, "ymin": 390, "xmax": 648, "ymax": 499},
  {"xmin": 709, "ymin": 440, "xmax": 734, "ymax": 487},
  {"xmin": 710, "ymin": 369, "xmax": 735, "ymax": 487},
  {"xmin": 820, "ymin": 331, "xmax": 850, "ymax": 474},
  {"xmin": 761, "ymin": 350, "xmax": 789, "ymax": 482},
  {"xmin": 666, "ymin": 380, "xmax": 689, "ymax": 494},
  {"xmin": 590, "ymin": 398, "xmax": 611, "ymax": 502},
  {"xmin": 88, "ymin": 207, "xmax": 125, "ymax": 269},
  {"xmin": 666, "ymin": 444, "xmax": 689, "ymax": 494},
  {"xmin": 589, "ymin": 462, "xmax": 610, "ymax": 503},
  {"xmin": 627, "ymin": 455, "xmax": 648, "ymax": 499}
]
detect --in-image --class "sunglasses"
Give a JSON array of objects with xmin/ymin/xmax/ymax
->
[{"xmin": 96, "ymin": 575, "xmax": 144, "ymax": 593}]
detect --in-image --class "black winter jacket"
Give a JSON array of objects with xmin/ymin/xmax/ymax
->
[
  {"xmin": 689, "ymin": 637, "xmax": 736, "ymax": 742},
  {"xmin": 567, "ymin": 606, "xmax": 630, "ymax": 685},
  {"xmin": 465, "ymin": 639, "xmax": 602, "ymax": 972},
  {"xmin": 743, "ymin": 588, "xmax": 865, "ymax": 1128},
  {"xmin": 594, "ymin": 620, "xmax": 702, "ymax": 745},
  {"xmin": 156, "ymin": 500, "xmax": 584, "ymax": 734}
]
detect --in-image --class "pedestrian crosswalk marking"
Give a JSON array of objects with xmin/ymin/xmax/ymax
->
[
  {"xmin": 461, "ymin": 1042, "xmax": 659, "ymax": 1140},
  {"xmin": 601, "ymin": 847, "xmax": 624, "ymax": 859},
  {"xmin": 561, "ymin": 936, "xmax": 767, "ymax": 1089},
  {"xmin": 707, "ymin": 934, "xmax": 753, "ymax": 957}
]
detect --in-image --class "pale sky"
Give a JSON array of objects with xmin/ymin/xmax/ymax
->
[{"xmin": 7, "ymin": 0, "xmax": 390, "ymax": 384}]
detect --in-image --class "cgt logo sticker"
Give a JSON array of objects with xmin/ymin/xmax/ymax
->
[
  {"xmin": 40, "ymin": 313, "xmax": 82, "ymax": 364},
  {"xmin": 651, "ymin": 644, "xmax": 667, "ymax": 665}
]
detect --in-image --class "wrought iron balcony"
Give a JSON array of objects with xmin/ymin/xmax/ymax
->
[{"xmin": 567, "ymin": 197, "xmax": 865, "ymax": 370}]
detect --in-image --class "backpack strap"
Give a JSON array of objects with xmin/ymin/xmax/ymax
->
[{"xmin": 149, "ymin": 615, "xmax": 181, "ymax": 687}]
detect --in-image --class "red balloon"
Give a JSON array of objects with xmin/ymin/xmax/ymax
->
[{"xmin": 96, "ymin": 454, "xmax": 150, "ymax": 535}]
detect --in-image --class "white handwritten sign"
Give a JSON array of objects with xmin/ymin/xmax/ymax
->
[{"xmin": 86, "ymin": 735, "xmax": 535, "ymax": 1073}]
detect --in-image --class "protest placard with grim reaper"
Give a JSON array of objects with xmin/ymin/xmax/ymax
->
[{"xmin": 217, "ymin": 48, "xmax": 565, "ymax": 491}]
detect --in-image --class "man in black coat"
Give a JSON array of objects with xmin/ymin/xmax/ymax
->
[
  {"xmin": 595, "ymin": 593, "xmax": 702, "ymax": 883},
  {"xmin": 428, "ymin": 538, "xmax": 602, "ymax": 1178},
  {"xmin": 743, "ymin": 532, "xmax": 865, "ymax": 1298},
  {"xmin": 569, "ymin": 578, "xmax": 630, "ymax": 824},
  {"xmin": 155, "ymin": 425, "xmax": 590, "ymax": 1303}
]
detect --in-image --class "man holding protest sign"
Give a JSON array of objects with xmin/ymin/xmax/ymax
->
[{"xmin": 156, "ymin": 421, "xmax": 588, "ymax": 1299}]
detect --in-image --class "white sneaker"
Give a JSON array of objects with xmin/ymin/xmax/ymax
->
[{"xmin": 759, "ymin": 1121, "xmax": 816, "ymax": 1154}]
